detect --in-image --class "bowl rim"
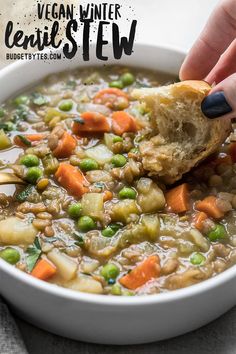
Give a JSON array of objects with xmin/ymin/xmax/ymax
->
[
  {"xmin": 0, "ymin": 43, "xmax": 236, "ymax": 306},
  {"xmin": 1, "ymin": 257, "xmax": 236, "ymax": 306}
]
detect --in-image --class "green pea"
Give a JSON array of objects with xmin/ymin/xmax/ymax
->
[
  {"xmin": 59, "ymin": 100, "xmax": 73, "ymax": 112},
  {"xmin": 109, "ymin": 81, "xmax": 124, "ymax": 89},
  {"xmin": 111, "ymin": 284, "xmax": 122, "ymax": 295},
  {"xmin": 207, "ymin": 224, "xmax": 227, "ymax": 242},
  {"xmin": 101, "ymin": 263, "xmax": 120, "ymax": 281},
  {"xmin": 20, "ymin": 154, "xmax": 39, "ymax": 167},
  {"xmin": 0, "ymin": 247, "xmax": 20, "ymax": 265},
  {"xmin": 118, "ymin": 187, "xmax": 136, "ymax": 200},
  {"xmin": 101, "ymin": 224, "xmax": 120, "ymax": 237},
  {"xmin": 14, "ymin": 95, "xmax": 29, "ymax": 106},
  {"xmin": 102, "ymin": 224, "xmax": 121, "ymax": 237},
  {"xmin": 111, "ymin": 154, "xmax": 127, "ymax": 167},
  {"xmin": 77, "ymin": 216, "xmax": 96, "ymax": 232},
  {"xmin": 190, "ymin": 252, "xmax": 206, "ymax": 265},
  {"xmin": 79, "ymin": 158, "xmax": 99, "ymax": 171},
  {"xmin": 68, "ymin": 203, "xmax": 82, "ymax": 219},
  {"xmin": 26, "ymin": 167, "xmax": 43, "ymax": 184},
  {"xmin": 120, "ymin": 72, "xmax": 135, "ymax": 86},
  {"xmin": 113, "ymin": 136, "xmax": 123, "ymax": 143},
  {"xmin": 102, "ymin": 227, "xmax": 115, "ymax": 237}
]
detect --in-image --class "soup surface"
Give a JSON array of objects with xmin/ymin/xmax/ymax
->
[{"xmin": 0, "ymin": 65, "xmax": 236, "ymax": 296}]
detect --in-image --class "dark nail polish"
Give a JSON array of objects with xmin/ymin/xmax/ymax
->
[{"xmin": 201, "ymin": 91, "xmax": 232, "ymax": 119}]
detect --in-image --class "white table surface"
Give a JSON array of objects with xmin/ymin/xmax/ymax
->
[{"xmin": 4, "ymin": 1, "xmax": 236, "ymax": 353}]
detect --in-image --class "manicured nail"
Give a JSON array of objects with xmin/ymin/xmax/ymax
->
[{"xmin": 201, "ymin": 91, "xmax": 232, "ymax": 119}]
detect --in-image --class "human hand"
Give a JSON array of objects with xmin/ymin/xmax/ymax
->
[{"xmin": 180, "ymin": 0, "xmax": 236, "ymax": 119}]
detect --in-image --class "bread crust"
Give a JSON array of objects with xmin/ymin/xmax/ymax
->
[{"xmin": 132, "ymin": 80, "xmax": 231, "ymax": 184}]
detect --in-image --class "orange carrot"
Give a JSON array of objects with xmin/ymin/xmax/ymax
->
[
  {"xmin": 72, "ymin": 112, "xmax": 110, "ymax": 134},
  {"xmin": 55, "ymin": 163, "xmax": 89, "ymax": 198},
  {"xmin": 53, "ymin": 132, "xmax": 76, "ymax": 158},
  {"xmin": 25, "ymin": 134, "xmax": 45, "ymax": 142},
  {"xmin": 112, "ymin": 111, "xmax": 137, "ymax": 135},
  {"xmin": 31, "ymin": 259, "xmax": 56, "ymax": 280},
  {"xmin": 119, "ymin": 255, "xmax": 160, "ymax": 290},
  {"xmin": 103, "ymin": 190, "xmax": 113, "ymax": 202},
  {"xmin": 93, "ymin": 88, "xmax": 129, "ymax": 110},
  {"xmin": 14, "ymin": 135, "xmax": 30, "ymax": 147},
  {"xmin": 229, "ymin": 142, "xmax": 236, "ymax": 163},
  {"xmin": 195, "ymin": 196, "xmax": 224, "ymax": 219},
  {"xmin": 14, "ymin": 133, "xmax": 45, "ymax": 147},
  {"xmin": 193, "ymin": 212, "xmax": 208, "ymax": 231},
  {"xmin": 165, "ymin": 183, "xmax": 190, "ymax": 213},
  {"xmin": 94, "ymin": 88, "xmax": 128, "ymax": 101}
]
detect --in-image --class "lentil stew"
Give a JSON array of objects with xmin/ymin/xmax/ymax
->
[{"xmin": 0, "ymin": 65, "xmax": 235, "ymax": 296}]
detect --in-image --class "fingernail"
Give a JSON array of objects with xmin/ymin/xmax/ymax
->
[{"xmin": 201, "ymin": 91, "xmax": 232, "ymax": 119}]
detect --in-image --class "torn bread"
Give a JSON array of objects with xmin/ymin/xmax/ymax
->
[{"xmin": 132, "ymin": 81, "xmax": 231, "ymax": 184}]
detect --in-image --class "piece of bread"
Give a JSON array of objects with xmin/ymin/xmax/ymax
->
[{"xmin": 132, "ymin": 81, "xmax": 231, "ymax": 184}]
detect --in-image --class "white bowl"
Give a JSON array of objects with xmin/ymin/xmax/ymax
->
[{"xmin": 0, "ymin": 44, "xmax": 236, "ymax": 345}]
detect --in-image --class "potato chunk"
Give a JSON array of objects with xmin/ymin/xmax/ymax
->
[
  {"xmin": 86, "ymin": 144, "xmax": 113, "ymax": 165},
  {"xmin": 81, "ymin": 193, "xmax": 104, "ymax": 220},
  {"xmin": 111, "ymin": 199, "xmax": 140, "ymax": 223},
  {"xmin": 0, "ymin": 217, "xmax": 37, "ymax": 245},
  {"xmin": 137, "ymin": 178, "xmax": 165, "ymax": 213},
  {"xmin": 47, "ymin": 249, "xmax": 77, "ymax": 281},
  {"xmin": 66, "ymin": 275, "xmax": 104, "ymax": 294}
]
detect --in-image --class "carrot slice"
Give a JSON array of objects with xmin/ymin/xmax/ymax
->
[
  {"xmin": 14, "ymin": 133, "xmax": 45, "ymax": 147},
  {"xmin": 31, "ymin": 259, "xmax": 56, "ymax": 280},
  {"xmin": 93, "ymin": 88, "xmax": 129, "ymax": 110},
  {"xmin": 14, "ymin": 135, "xmax": 30, "ymax": 147},
  {"xmin": 229, "ymin": 142, "xmax": 236, "ymax": 163},
  {"xmin": 53, "ymin": 132, "xmax": 76, "ymax": 158},
  {"xmin": 193, "ymin": 212, "xmax": 208, "ymax": 231},
  {"xmin": 25, "ymin": 134, "xmax": 45, "ymax": 142},
  {"xmin": 165, "ymin": 183, "xmax": 190, "ymax": 213},
  {"xmin": 195, "ymin": 196, "xmax": 224, "ymax": 219},
  {"xmin": 112, "ymin": 111, "xmax": 138, "ymax": 135},
  {"xmin": 119, "ymin": 255, "xmax": 160, "ymax": 290},
  {"xmin": 72, "ymin": 112, "xmax": 110, "ymax": 134},
  {"xmin": 55, "ymin": 163, "xmax": 89, "ymax": 198},
  {"xmin": 94, "ymin": 88, "xmax": 128, "ymax": 100},
  {"xmin": 103, "ymin": 190, "xmax": 113, "ymax": 202}
]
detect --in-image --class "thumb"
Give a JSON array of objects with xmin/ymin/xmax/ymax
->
[{"xmin": 201, "ymin": 73, "xmax": 236, "ymax": 119}]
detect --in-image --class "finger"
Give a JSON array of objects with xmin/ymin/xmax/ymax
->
[
  {"xmin": 201, "ymin": 73, "xmax": 236, "ymax": 119},
  {"xmin": 180, "ymin": 0, "xmax": 236, "ymax": 80},
  {"xmin": 206, "ymin": 39, "xmax": 236, "ymax": 84}
]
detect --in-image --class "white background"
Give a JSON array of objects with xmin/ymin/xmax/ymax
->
[
  {"xmin": 133, "ymin": 0, "xmax": 219, "ymax": 51},
  {"xmin": 0, "ymin": 0, "xmax": 220, "ymax": 69}
]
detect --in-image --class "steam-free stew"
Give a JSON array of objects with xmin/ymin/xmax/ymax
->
[{"xmin": 0, "ymin": 66, "xmax": 236, "ymax": 296}]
